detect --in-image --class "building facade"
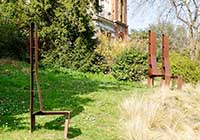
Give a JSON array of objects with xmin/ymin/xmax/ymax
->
[{"xmin": 93, "ymin": 0, "xmax": 128, "ymax": 39}]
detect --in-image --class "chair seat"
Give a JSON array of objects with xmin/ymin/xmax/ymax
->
[
  {"xmin": 149, "ymin": 73, "xmax": 163, "ymax": 77},
  {"xmin": 33, "ymin": 111, "xmax": 70, "ymax": 116},
  {"xmin": 170, "ymin": 75, "xmax": 179, "ymax": 79}
]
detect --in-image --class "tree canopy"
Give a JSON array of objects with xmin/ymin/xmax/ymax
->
[{"xmin": 0, "ymin": 0, "xmax": 104, "ymax": 71}]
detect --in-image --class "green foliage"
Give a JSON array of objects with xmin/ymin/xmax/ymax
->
[
  {"xmin": 112, "ymin": 47, "xmax": 148, "ymax": 81},
  {"xmin": 94, "ymin": 33, "xmax": 149, "ymax": 74},
  {"xmin": 170, "ymin": 52, "xmax": 200, "ymax": 84},
  {"xmin": 0, "ymin": 2, "xmax": 27, "ymax": 59},
  {"xmin": 16, "ymin": 0, "xmax": 99, "ymax": 71},
  {"xmin": 0, "ymin": 23, "xmax": 22, "ymax": 58},
  {"xmin": 78, "ymin": 52, "xmax": 109, "ymax": 73},
  {"xmin": 94, "ymin": 33, "xmax": 133, "ymax": 74},
  {"xmin": 0, "ymin": 0, "xmax": 101, "ymax": 72}
]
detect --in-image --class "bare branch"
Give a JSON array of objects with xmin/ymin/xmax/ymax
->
[{"xmin": 170, "ymin": 0, "xmax": 189, "ymax": 25}]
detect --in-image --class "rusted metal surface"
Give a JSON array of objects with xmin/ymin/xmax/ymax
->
[
  {"xmin": 162, "ymin": 34, "xmax": 170, "ymax": 77},
  {"xmin": 34, "ymin": 23, "xmax": 43, "ymax": 111},
  {"xmin": 33, "ymin": 111, "xmax": 70, "ymax": 115},
  {"xmin": 30, "ymin": 22, "xmax": 70, "ymax": 139},
  {"xmin": 177, "ymin": 76, "xmax": 183, "ymax": 89},
  {"xmin": 148, "ymin": 31, "xmax": 158, "ymax": 75},
  {"xmin": 148, "ymin": 31, "xmax": 163, "ymax": 87},
  {"xmin": 30, "ymin": 22, "xmax": 35, "ymax": 131},
  {"xmin": 162, "ymin": 34, "xmax": 171, "ymax": 87},
  {"xmin": 162, "ymin": 34, "xmax": 183, "ymax": 89},
  {"xmin": 147, "ymin": 31, "xmax": 182, "ymax": 89}
]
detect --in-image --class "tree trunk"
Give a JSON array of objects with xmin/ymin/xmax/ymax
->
[{"xmin": 189, "ymin": 26, "xmax": 197, "ymax": 60}]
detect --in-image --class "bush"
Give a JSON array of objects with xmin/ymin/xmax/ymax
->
[
  {"xmin": 112, "ymin": 47, "xmax": 148, "ymax": 81},
  {"xmin": 93, "ymin": 33, "xmax": 132, "ymax": 73},
  {"xmin": 0, "ymin": 3, "xmax": 27, "ymax": 60},
  {"xmin": 78, "ymin": 52, "xmax": 109, "ymax": 73},
  {"xmin": 95, "ymin": 34, "xmax": 130, "ymax": 65},
  {"xmin": 1, "ymin": 0, "xmax": 101, "ymax": 70},
  {"xmin": 22, "ymin": 0, "xmax": 100, "ymax": 72},
  {"xmin": 170, "ymin": 52, "xmax": 200, "ymax": 84},
  {"xmin": 0, "ymin": 23, "xmax": 28, "ymax": 60},
  {"xmin": 95, "ymin": 33, "xmax": 148, "ymax": 74}
]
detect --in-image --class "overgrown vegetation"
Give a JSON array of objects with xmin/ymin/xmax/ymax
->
[
  {"xmin": 0, "ymin": 0, "xmax": 101, "ymax": 72},
  {"xmin": 95, "ymin": 33, "xmax": 148, "ymax": 81},
  {"xmin": 0, "ymin": 2, "xmax": 27, "ymax": 59},
  {"xmin": 112, "ymin": 47, "xmax": 148, "ymax": 81},
  {"xmin": 121, "ymin": 85, "xmax": 200, "ymax": 140},
  {"xmin": 170, "ymin": 52, "xmax": 200, "ymax": 84},
  {"xmin": 1, "ymin": 0, "xmax": 200, "ymax": 139},
  {"xmin": 1, "ymin": 1, "xmax": 200, "ymax": 83},
  {"xmin": 0, "ymin": 23, "xmax": 25, "ymax": 59}
]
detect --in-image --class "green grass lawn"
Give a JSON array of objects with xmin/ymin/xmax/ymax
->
[{"xmin": 0, "ymin": 59, "xmax": 147, "ymax": 140}]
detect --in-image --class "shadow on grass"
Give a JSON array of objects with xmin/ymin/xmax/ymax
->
[
  {"xmin": 0, "ymin": 61, "xmax": 141, "ymax": 138},
  {"xmin": 43, "ymin": 116, "xmax": 81, "ymax": 139}
]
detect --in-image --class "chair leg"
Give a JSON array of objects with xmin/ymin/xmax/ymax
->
[
  {"xmin": 161, "ymin": 75, "xmax": 170, "ymax": 88},
  {"xmin": 30, "ymin": 114, "xmax": 35, "ymax": 132},
  {"xmin": 161, "ymin": 77, "xmax": 165, "ymax": 87},
  {"xmin": 164, "ymin": 75, "xmax": 171, "ymax": 87},
  {"xmin": 177, "ymin": 77, "xmax": 183, "ymax": 90},
  {"xmin": 148, "ymin": 76, "xmax": 153, "ymax": 87},
  {"xmin": 64, "ymin": 114, "xmax": 70, "ymax": 139}
]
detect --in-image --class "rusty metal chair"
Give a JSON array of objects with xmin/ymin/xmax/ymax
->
[
  {"xmin": 30, "ymin": 22, "xmax": 70, "ymax": 139},
  {"xmin": 161, "ymin": 34, "xmax": 182, "ymax": 89},
  {"xmin": 148, "ymin": 31, "xmax": 163, "ymax": 87}
]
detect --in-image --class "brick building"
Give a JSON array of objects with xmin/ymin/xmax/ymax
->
[{"xmin": 93, "ymin": 0, "xmax": 128, "ymax": 39}]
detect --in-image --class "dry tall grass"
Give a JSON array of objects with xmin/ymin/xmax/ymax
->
[{"xmin": 120, "ymin": 85, "xmax": 200, "ymax": 140}]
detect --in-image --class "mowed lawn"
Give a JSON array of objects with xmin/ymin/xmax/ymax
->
[{"xmin": 0, "ymin": 59, "xmax": 147, "ymax": 140}]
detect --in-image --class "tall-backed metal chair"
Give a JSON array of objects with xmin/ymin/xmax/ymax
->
[
  {"xmin": 161, "ymin": 34, "xmax": 182, "ymax": 89},
  {"xmin": 30, "ymin": 22, "xmax": 70, "ymax": 139},
  {"xmin": 148, "ymin": 31, "xmax": 163, "ymax": 87}
]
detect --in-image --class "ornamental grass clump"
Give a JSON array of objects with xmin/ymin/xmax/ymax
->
[{"xmin": 120, "ymin": 85, "xmax": 200, "ymax": 140}]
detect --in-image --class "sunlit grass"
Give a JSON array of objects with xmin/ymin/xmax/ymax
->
[{"xmin": 0, "ymin": 58, "xmax": 147, "ymax": 140}]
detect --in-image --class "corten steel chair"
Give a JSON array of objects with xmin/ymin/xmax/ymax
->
[
  {"xmin": 148, "ymin": 31, "xmax": 163, "ymax": 87},
  {"xmin": 161, "ymin": 34, "xmax": 183, "ymax": 89},
  {"xmin": 30, "ymin": 22, "xmax": 70, "ymax": 139}
]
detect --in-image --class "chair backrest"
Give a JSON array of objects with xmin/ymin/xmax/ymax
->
[
  {"xmin": 148, "ymin": 31, "xmax": 159, "ymax": 76},
  {"xmin": 162, "ymin": 34, "xmax": 170, "ymax": 76},
  {"xmin": 30, "ymin": 22, "xmax": 43, "ymax": 111}
]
